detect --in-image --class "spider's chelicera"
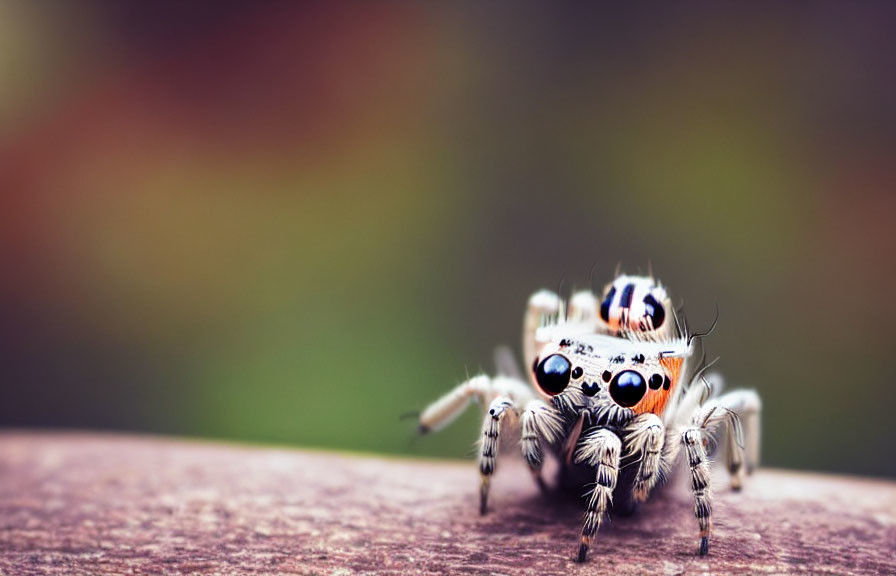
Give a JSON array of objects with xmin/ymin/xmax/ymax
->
[{"xmin": 417, "ymin": 272, "xmax": 761, "ymax": 561}]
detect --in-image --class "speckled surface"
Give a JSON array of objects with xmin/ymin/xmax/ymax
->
[{"xmin": 0, "ymin": 431, "xmax": 893, "ymax": 575}]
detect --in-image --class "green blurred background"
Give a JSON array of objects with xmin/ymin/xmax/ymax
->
[{"xmin": 2, "ymin": 2, "xmax": 894, "ymax": 477}]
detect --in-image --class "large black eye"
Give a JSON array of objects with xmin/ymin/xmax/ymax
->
[
  {"xmin": 609, "ymin": 370, "xmax": 647, "ymax": 407},
  {"xmin": 600, "ymin": 287, "xmax": 616, "ymax": 322},
  {"xmin": 642, "ymin": 294, "xmax": 665, "ymax": 330},
  {"xmin": 535, "ymin": 354, "xmax": 571, "ymax": 396}
]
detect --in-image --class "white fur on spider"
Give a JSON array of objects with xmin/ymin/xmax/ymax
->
[
  {"xmin": 416, "ymin": 271, "xmax": 762, "ymax": 562},
  {"xmin": 574, "ymin": 427, "xmax": 621, "ymax": 561}
]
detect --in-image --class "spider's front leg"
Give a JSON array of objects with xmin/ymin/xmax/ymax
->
[
  {"xmin": 418, "ymin": 374, "xmax": 529, "ymax": 434},
  {"xmin": 419, "ymin": 374, "xmax": 540, "ymax": 515},
  {"xmin": 574, "ymin": 428, "xmax": 622, "ymax": 563},
  {"xmin": 479, "ymin": 396, "xmax": 519, "ymax": 514},
  {"xmin": 623, "ymin": 413, "xmax": 665, "ymax": 502}
]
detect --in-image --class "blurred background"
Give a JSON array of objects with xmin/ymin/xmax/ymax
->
[{"xmin": 1, "ymin": 2, "xmax": 894, "ymax": 477}]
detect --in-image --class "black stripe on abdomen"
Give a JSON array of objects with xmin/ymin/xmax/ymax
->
[{"xmin": 619, "ymin": 283, "xmax": 635, "ymax": 309}]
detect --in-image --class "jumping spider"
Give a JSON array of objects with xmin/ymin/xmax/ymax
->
[{"xmin": 418, "ymin": 273, "xmax": 761, "ymax": 561}]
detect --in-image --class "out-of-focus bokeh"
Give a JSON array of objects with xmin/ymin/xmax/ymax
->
[{"xmin": 2, "ymin": 2, "xmax": 894, "ymax": 477}]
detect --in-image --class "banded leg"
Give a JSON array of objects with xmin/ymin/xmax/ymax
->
[
  {"xmin": 624, "ymin": 413, "xmax": 665, "ymax": 502},
  {"xmin": 682, "ymin": 427, "xmax": 712, "ymax": 556},
  {"xmin": 479, "ymin": 396, "xmax": 517, "ymax": 515},
  {"xmin": 574, "ymin": 428, "xmax": 622, "ymax": 563},
  {"xmin": 519, "ymin": 399, "xmax": 564, "ymax": 491}
]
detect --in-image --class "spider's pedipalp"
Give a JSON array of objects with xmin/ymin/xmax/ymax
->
[
  {"xmin": 624, "ymin": 413, "xmax": 665, "ymax": 502},
  {"xmin": 520, "ymin": 399, "xmax": 563, "ymax": 467}
]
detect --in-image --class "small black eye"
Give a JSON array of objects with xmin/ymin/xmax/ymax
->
[
  {"xmin": 649, "ymin": 374, "xmax": 664, "ymax": 390},
  {"xmin": 663, "ymin": 375, "xmax": 672, "ymax": 390},
  {"xmin": 609, "ymin": 370, "xmax": 647, "ymax": 407},
  {"xmin": 571, "ymin": 366, "xmax": 584, "ymax": 379},
  {"xmin": 600, "ymin": 286, "xmax": 616, "ymax": 322},
  {"xmin": 535, "ymin": 354, "xmax": 572, "ymax": 396},
  {"xmin": 642, "ymin": 294, "xmax": 665, "ymax": 330},
  {"xmin": 602, "ymin": 370, "xmax": 612, "ymax": 383}
]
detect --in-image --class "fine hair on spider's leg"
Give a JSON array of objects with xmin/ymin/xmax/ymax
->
[
  {"xmin": 574, "ymin": 428, "xmax": 622, "ymax": 563},
  {"xmin": 682, "ymin": 426, "xmax": 713, "ymax": 556},
  {"xmin": 519, "ymin": 398, "xmax": 563, "ymax": 492},
  {"xmin": 624, "ymin": 413, "xmax": 666, "ymax": 503},
  {"xmin": 417, "ymin": 374, "xmax": 533, "ymax": 435},
  {"xmin": 418, "ymin": 372, "xmax": 566, "ymax": 515},
  {"xmin": 479, "ymin": 396, "xmax": 518, "ymax": 515},
  {"xmin": 687, "ymin": 302, "xmax": 720, "ymax": 346},
  {"xmin": 417, "ymin": 375, "xmax": 491, "ymax": 435}
]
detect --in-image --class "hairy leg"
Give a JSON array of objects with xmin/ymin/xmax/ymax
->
[
  {"xmin": 418, "ymin": 375, "xmax": 531, "ymax": 434},
  {"xmin": 519, "ymin": 398, "xmax": 563, "ymax": 490},
  {"xmin": 479, "ymin": 396, "xmax": 518, "ymax": 514},
  {"xmin": 574, "ymin": 428, "xmax": 622, "ymax": 563},
  {"xmin": 419, "ymin": 375, "xmax": 544, "ymax": 515},
  {"xmin": 682, "ymin": 427, "xmax": 713, "ymax": 556},
  {"xmin": 623, "ymin": 413, "xmax": 665, "ymax": 502}
]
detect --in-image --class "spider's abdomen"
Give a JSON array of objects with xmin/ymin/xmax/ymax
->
[{"xmin": 599, "ymin": 275, "xmax": 672, "ymax": 340}]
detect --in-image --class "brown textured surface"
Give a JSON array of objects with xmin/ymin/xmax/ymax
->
[{"xmin": 0, "ymin": 431, "xmax": 894, "ymax": 575}]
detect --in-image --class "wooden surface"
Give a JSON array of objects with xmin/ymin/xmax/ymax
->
[{"xmin": 0, "ymin": 431, "xmax": 894, "ymax": 575}]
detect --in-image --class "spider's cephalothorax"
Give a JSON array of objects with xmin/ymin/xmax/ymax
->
[{"xmin": 417, "ymin": 272, "xmax": 761, "ymax": 561}]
